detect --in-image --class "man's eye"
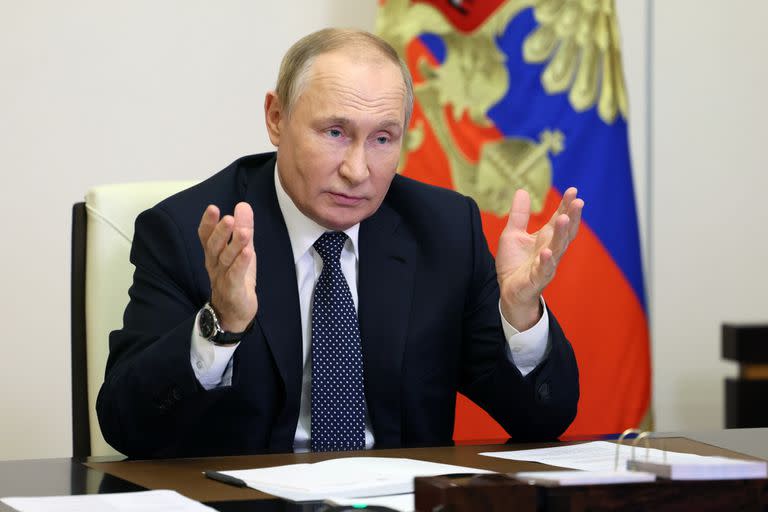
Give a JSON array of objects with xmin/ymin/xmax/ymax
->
[
  {"xmin": 376, "ymin": 136, "xmax": 390, "ymax": 144},
  {"xmin": 328, "ymin": 129, "xmax": 342, "ymax": 138}
]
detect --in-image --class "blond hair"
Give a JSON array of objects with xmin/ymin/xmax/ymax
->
[{"xmin": 275, "ymin": 28, "xmax": 414, "ymax": 127}]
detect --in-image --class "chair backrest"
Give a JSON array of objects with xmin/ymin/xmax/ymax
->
[{"xmin": 71, "ymin": 181, "xmax": 198, "ymax": 457}]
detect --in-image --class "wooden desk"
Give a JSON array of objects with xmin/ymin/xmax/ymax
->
[
  {"xmin": 1, "ymin": 431, "xmax": 766, "ymax": 511},
  {"xmin": 83, "ymin": 437, "xmax": 764, "ymax": 503}
]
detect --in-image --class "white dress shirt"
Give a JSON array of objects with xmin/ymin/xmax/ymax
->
[{"xmin": 190, "ymin": 166, "xmax": 550, "ymax": 451}]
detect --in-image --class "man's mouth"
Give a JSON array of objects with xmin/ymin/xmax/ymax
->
[{"xmin": 328, "ymin": 192, "xmax": 364, "ymax": 206}]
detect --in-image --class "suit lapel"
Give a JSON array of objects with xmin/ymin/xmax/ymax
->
[
  {"xmin": 358, "ymin": 199, "xmax": 417, "ymax": 447},
  {"xmin": 242, "ymin": 157, "xmax": 303, "ymax": 446}
]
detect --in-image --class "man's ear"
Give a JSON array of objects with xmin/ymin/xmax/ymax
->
[{"xmin": 264, "ymin": 91, "xmax": 282, "ymax": 146}]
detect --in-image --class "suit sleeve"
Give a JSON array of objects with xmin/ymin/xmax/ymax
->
[
  {"xmin": 457, "ymin": 196, "xmax": 580, "ymax": 441},
  {"xmin": 96, "ymin": 206, "xmax": 233, "ymax": 457}
]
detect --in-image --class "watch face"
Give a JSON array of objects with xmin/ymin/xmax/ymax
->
[{"xmin": 200, "ymin": 307, "xmax": 216, "ymax": 339}]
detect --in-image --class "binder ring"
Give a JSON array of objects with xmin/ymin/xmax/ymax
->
[
  {"xmin": 614, "ymin": 428, "xmax": 643, "ymax": 471},
  {"xmin": 631, "ymin": 431, "xmax": 652, "ymax": 462}
]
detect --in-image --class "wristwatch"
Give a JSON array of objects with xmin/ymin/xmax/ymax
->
[{"xmin": 198, "ymin": 302, "xmax": 249, "ymax": 345}]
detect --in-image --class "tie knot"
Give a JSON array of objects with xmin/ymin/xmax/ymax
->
[{"xmin": 313, "ymin": 231, "xmax": 348, "ymax": 263}]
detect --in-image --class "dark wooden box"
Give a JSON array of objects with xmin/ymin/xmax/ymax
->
[
  {"xmin": 415, "ymin": 474, "xmax": 536, "ymax": 511},
  {"xmin": 415, "ymin": 474, "xmax": 768, "ymax": 511}
]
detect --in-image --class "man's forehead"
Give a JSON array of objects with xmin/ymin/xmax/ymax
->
[
  {"xmin": 306, "ymin": 70, "xmax": 406, "ymax": 98},
  {"xmin": 303, "ymin": 88, "xmax": 406, "ymax": 126},
  {"xmin": 307, "ymin": 49, "xmax": 404, "ymax": 87},
  {"xmin": 300, "ymin": 54, "xmax": 406, "ymax": 113}
]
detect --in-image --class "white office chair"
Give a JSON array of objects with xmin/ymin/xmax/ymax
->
[{"xmin": 71, "ymin": 181, "xmax": 198, "ymax": 457}]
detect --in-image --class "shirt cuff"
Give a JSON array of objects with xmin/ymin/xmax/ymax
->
[
  {"xmin": 499, "ymin": 297, "xmax": 550, "ymax": 377},
  {"xmin": 190, "ymin": 310, "xmax": 239, "ymax": 390}
]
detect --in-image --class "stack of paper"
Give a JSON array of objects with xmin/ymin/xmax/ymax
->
[
  {"xmin": 216, "ymin": 457, "xmax": 492, "ymax": 501},
  {"xmin": 0, "ymin": 490, "xmax": 216, "ymax": 512},
  {"xmin": 627, "ymin": 456, "xmax": 767, "ymax": 480},
  {"xmin": 514, "ymin": 470, "xmax": 656, "ymax": 486},
  {"xmin": 481, "ymin": 441, "xmax": 768, "ymax": 481}
]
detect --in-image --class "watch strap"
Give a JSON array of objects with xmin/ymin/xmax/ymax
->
[{"xmin": 200, "ymin": 302, "xmax": 253, "ymax": 345}]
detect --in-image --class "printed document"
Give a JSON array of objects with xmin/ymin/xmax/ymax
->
[
  {"xmin": 1, "ymin": 489, "xmax": 215, "ymax": 512},
  {"xmin": 218, "ymin": 456, "xmax": 491, "ymax": 501},
  {"xmin": 480, "ymin": 440, "xmax": 756, "ymax": 473}
]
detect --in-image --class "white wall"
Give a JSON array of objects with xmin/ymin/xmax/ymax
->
[
  {"xmin": 0, "ymin": 0, "xmax": 378, "ymax": 460},
  {"xmin": 613, "ymin": 0, "xmax": 768, "ymax": 433},
  {"xmin": 650, "ymin": 0, "xmax": 768, "ymax": 430},
  {"xmin": 0, "ymin": 0, "xmax": 765, "ymax": 460}
]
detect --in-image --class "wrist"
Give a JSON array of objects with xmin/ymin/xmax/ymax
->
[
  {"xmin": 199, "ymin": 302, "xmax": 253, "ymax": 345},
  {"xmin": 209, "ymin": 298, "xmax": 254, "ymax": 333},
  {"xmin": 217, "ymin": 316, "xmax": 252, "ymax": 334},
  {"xmin": 500, "ymin": 298, "xmax": 542, "ymax": 332}
]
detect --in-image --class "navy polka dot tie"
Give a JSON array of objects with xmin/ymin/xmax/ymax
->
[{"xmin": 310, "ymin": 231, "xmax": 365, "ymax": 452}]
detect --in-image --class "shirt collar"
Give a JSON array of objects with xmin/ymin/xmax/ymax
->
[{"xmin": 273, "ymin": 163, "xmax": 360, "ymax": 264}]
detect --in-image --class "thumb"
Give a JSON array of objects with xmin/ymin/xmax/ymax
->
[{"xmin": 506, "ymin": 189, "xmax": 531, "ymax": 233}]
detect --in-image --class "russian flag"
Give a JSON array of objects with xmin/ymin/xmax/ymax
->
[{"xmin": 378, "ymin": 0, "xmax": 651, "ymax": 438}]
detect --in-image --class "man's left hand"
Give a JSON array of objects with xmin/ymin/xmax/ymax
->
[{"xmin": 496, "ymin": 187, "xmax": 584, "ymax": 331}]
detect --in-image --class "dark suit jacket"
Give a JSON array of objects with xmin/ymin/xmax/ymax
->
[{"xmin": 96, "ymin": 153, "xmax": 579, "ymax": 458}]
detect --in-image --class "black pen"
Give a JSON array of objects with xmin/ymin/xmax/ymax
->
[{"xmin": 204, "ymin": 470, "xmax": 248, "ymax": 488}]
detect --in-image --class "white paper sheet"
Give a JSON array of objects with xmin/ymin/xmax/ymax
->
[
  {"xmin": 514, "ymin": 469, "xmax": 656, "ymax": 486},
  {"xmin": 326, "ymin": 493, "xmax": 415, "ymax": 512},
  {"xmin": 480, "ymin": 441, "xmax": 735, "ymax": 472},
  {"xmin": 219, "ymin": 456, "xmax": 492, "ymax": 501},
  {"xmin": 1, "ymin": 490, "xmax": 216, "ymax": 512}
]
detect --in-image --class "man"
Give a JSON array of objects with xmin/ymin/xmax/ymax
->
[{"xmin": 97, "ymin": 28, "xmax": 582, "ymax": 458}]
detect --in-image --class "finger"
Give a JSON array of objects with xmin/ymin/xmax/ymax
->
[
  {"xmin": 224, "ymin": 244, "xmax": 256, "ymax": 288},
  {"xmin": 206, "ymin": 215, "xmax": 235, "ymax": 267},
  {"xmin": 197, "ymin": 205, "xmax": 220, "ymax": 245},
  {"xmin": 525, "ymin": 247, "xmax": 557, "ymax": 295},
  {"xmin": 548, "ymin": 187, "xmax": 578, "ymax": 227},
  {"xmin": 535, "ymin": 247, "xmax": 557, "ymax": 286},
  {"xmin": 218, "ymin": 246, "xmax": 256, "ymax": 312},
  {"xmin": 233, "ymin": 202, "xmax": 254, "ymax": 231},
  {"xmin": 560, "ymin": 187, "xmax": 578, "ymax": 212},
  {"xmin": 548, "ymin": 213, "xmax": 571, "ymax": 262},
  {"xmin": 567, "ymin": 198, "xmax": 584, "ymax": 241},
  {"xmin": 218, "ymin": 222, "xmax": 252, "ymax": 267},
  {"xmin": 506, "ymin": 189, "xmax": 531, "ymax": 232},
  {"xmin": 220, "ymin": 202, "xmax": 255, "ymax": 267},
  {"xmin": 212, "ymin": 244, "xmax": 257, "ymax": 331}
]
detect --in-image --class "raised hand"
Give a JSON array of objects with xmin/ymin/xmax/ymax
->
[
  {"xmin": 197, "ymin": 201, "xmax": 257, "ymax": 333},
  {"xmin": 495, "ymin": 187, "xmax": 583, "ymax": 331}
]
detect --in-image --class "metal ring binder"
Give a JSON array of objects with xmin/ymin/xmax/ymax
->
[
  {"xmin": 631, "ymin": 431, "xmax": 652, "ymax": 462},
  {"xmin": 614, "ymin": 428, "xmax": 643, "ymax": 470}
]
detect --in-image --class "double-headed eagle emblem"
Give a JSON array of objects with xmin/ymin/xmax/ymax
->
[{"xmin": 377, "ymin": 0, "xmax": 628, "ymax": 215}]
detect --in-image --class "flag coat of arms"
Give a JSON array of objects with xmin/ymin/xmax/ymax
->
[{"xmin": 377, "ymin": 0, "xmax": 650, "ymax": 438}]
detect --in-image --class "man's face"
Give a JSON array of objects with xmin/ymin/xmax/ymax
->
[{"xmin": 265, "ymin": 50, "xmax": 406, "ymax": 231}]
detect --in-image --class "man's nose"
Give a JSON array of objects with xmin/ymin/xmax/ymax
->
[{"xmin": 339, "ymin": 142, "xmax": 369, "ymax": 185}]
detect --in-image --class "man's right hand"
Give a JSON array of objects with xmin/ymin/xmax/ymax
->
[{"xmin": 197, "ymin": 201, "xmax": 257, "ymax": 332}]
